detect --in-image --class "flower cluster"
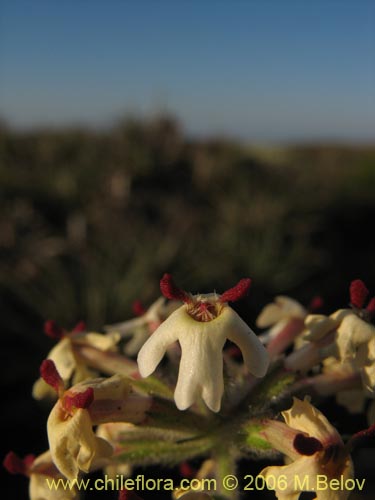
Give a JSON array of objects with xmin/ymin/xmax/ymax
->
[{"xmin": 4, "ymin": 276, "xmax": 375, "ymax": 500}]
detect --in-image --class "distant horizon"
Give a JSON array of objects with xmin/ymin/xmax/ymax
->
[
  {"xmin": 1, "ymin": 112, "xmax": 374, "ymax": 147},
  {"xmin": 1, "ymin": 1, "xmax": 374, "ymax": 143}
]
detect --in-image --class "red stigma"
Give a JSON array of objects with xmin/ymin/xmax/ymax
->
[
  {"xmin": 293, "ymin": 433, "xmax": 323, "ymax": 456},
  {"xmin": 40, "ymin": 359, "xmax": 64, "ymax": 394},
  {"xmin": 43, "ymin": 320, "xmax": 64, "ymax": 340},
  {"xmin": 160, "ymin": 274, "xmax": 191, "ymax": 303},
  {"xmin": 3, "ymin": 451, "xmax": 35, "ymax": 476},
  {"xmin": 308, "ymin": 295, "xmax": 324, "ymax": 312},
  {"xmin": 350, "ymin": 279, "xmax": 369, "ymax": 309},
  {"xmin": 73, "ymin": 321, "xmax": 86, "ymax": 333},
  {"xmin": 219, "ymin": 278, "xmax": 251, "ymax": 303},
  {"xmin": 119, "ymin": 489, "xmax": 144, "ymax": 500},
  {"xmin": 132, "ymin": 300, "xmax": 146, "ymax": 317},
  {"xmin": 64, "ymin": 387, "xmax": 94, "ymax": 413}
]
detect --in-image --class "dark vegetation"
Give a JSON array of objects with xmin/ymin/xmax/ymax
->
[{"xmin": 1, "ymin": 116, "xmax": 375, "ymax": 497}]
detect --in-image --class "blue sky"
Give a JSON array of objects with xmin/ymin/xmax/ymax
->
[{"xmin": 0, "ymin": 0, "xmax": 374, "ymax": 142}]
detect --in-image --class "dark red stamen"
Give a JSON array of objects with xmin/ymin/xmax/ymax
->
[
  {"xmin": 43, "ymin": 320, "xmax": 64, "ymax": 340},
  {"xmin": 160, "ymin": 273, "xmax": 191, "ymax": 303},
  {"xmin": 132, "ymin": 300, "xmax": 146, "ymax": 317},
  {"xmin": 366, "ymin": 297, "xmax": 375, "ymax": 317},
  {"xmin": 308, "ymin": 295, "xmax": 323, "ymax": 312},
  {"xmin": 119, "ymin": 489, "xmax": 144, "ymax": 500},
  {"xmin": 64, "ymin": 387, "xmax": 94, "ymax": 413},
  {"xmin": 40, "ymin": 359, "xmax": 64, "ymax": 393},
  {"xmin": 219, "ymin": 278, "xmax": 251, "ymax": 303},
  {"xmin": 3, "ymin": 451, "xmax": 35, "ymax": 476},
  {"xmin": 350, "ymin": 279, "xmax": 369, "ymax": 309},
  {"xmin": 349, "ymin": 423, "xmax": 375, "ymax": 447},
  {"xmin": 293, "ymin": 433, "xmax": 323, "ymax": 455},
  {"xmin": 179, "ymin": 461, "xmax": 196, "ymax": 478},
  {"xmin": 73, "ymin": 321, "xmax": 86, "ymax": 333}
]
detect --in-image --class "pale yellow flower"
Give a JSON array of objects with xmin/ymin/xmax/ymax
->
[
  {"xmin": 105, "ymin": 297, "xmax": 179, "ymax": 356},
  {"xmin": 42, "ymin": 361, "xmax": 150, "ymax": 480},
  {"xmin": 260, "ymin": 398, "xmax": 353, "ymax": 500},
  {"xmin": 33, "ymin": 321, "xmax": 119, "ymax": 400},
  {"xmin": 256, "ymin": 295, "xmax": 306, "ymax": 331}
]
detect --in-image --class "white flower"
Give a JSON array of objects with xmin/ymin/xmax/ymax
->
[{"xmin": 137, "ymin": 275, "xmax": 269, "ymax": 412}]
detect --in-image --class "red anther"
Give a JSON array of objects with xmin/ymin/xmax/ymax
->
[
  {"xmin": 119, "ymin": 489, "xmax": 144, "ymax": 500},
  {"xmin": 160, "ymin": 274, "xmax": 191, "ymax": 303},
  {"xmin": 179, "ymin": 461, "xmax": 196, "ymax": 478},
  {"xmin": 350, "ymin": 279, "xmax": 369, "ymax": 309},
  {"xmin": 73, "ymin": 321, "xmax": 86, "ymax": 333},
  {"xmin": 43, "ymin": 320, "xmax": 64, "ymax": 340},
  {"xmin": 40, "ymin": 359, "xmax": 64, "ymax": 394},
  {"xmin": 219, "ymin": 278, "xmax": 252, "ymax": 303},
  {"xmin": 3, "ymin": 451, "xmax": 35, "ymax": 476},
  {"xmin": 293, "ymin": 434, "xmax": 323, "ymax": 456},
  {"xmin": 132, "ymin": 300, "xmax": 146, "ymax": 317},
  {"xmin": 308, "ymin": 295, "xmax": 324, "ymax": 312},
  {"xmin": 64, "ymin": 388, "xmax": 94, "ymax": 413},
  {"xmin": 366, "ymin": 297, "xmax": 375, "ymax": 317}
]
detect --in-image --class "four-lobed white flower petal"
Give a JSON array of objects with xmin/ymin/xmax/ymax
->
[{"xmin": 138, "ymin": 295, "xmax": 269, "ymax": 412}]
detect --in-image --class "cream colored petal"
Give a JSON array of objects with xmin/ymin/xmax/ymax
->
[
  {"xmin": 274, "ymin": 296, "xmax": 306, "ymax": 318},
  {"xmin": 32, "ymin": 378, "xmax": 58, "ymax": 401},
  {"xmin": 315, "ymin": 455, "xmax": 353, "ymax": 500},
  {"xmin": 256, "ymin": 296, "xmax": 306, "ymax": 328},
  {"xmin": 174, "ymin": 320, "xmax": 227, "ymax": 411},
  {"xmin": 303, "ymin": 314, "xmax": 340, "ymax": 342},
  {"xmin": 282, "ymin": 398, "xmax": 341, "ymax": 444},
  {"xmin": 137, "ymin": 307, "xmax": 182, "ymax": 377},
  {"xmin": 29, "ymin": 473, "xmax": 79, "ymax": 500},
  {"xmin": 225, "ymin": 307, "xmax": 269, "ymax": 377},
  {"xmin": 335, "ymin": 314, "xmax": 375, "ymax": 361},
  {"xmin": 104, "ymin": 316, "xmax": 145, "ymax": 336},
  {"xmin": 46, "ymin": 339, "xmax": 76, "ymax": 381},
  {"xmin": 256, "ymin": 303, "xmax": 285, "ymax": 328},
  {"xmin": 260, "ymin": 456, "xmax": 319, "ymax": 500},
  {"xmin": 76, "ymin": 332, "xmax": 120, "ymax": 350},
  {"xmin": 47, "ymin": 405, "xmax": 112, "ymax": 480}
]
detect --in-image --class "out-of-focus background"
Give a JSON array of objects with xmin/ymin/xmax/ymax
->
[{"xmin": 1, "ymin": 1, "xmax": 375, "ymax": 498}]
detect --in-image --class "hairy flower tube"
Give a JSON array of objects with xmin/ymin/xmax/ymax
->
[
  {"xmin": 256, "ymin": 296, "xmax": 308, "ymax": 357},
  {"xmin": 137, "ymin": 275, "xmax": 269, "ymax": 412},
  {"xmin": 259, "ymin": 398, "xmax": 353, "ymax": 500}
]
